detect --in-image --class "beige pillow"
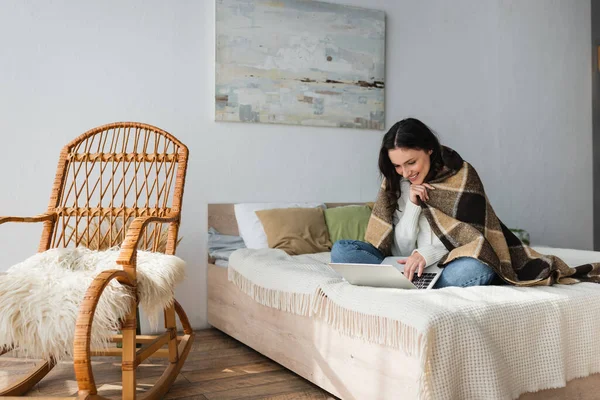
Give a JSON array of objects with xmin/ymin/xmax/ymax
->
[{"xmin": 255, "ymin": 207, "xmax": 332, "ymax": 255}]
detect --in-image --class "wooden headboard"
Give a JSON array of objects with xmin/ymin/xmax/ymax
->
[{"xmin": 207, "ymin": 203, "xmax": 368, "ymax": 236}]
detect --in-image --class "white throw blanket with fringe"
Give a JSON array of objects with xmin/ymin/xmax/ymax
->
[
  {"xmin": 0, "ymin": 247, "xmax": 185, "ymax": 361},
  {"xmin": 228, "ymin": 248, "xmax": 337, "ymax": 316},
  {"xmin": 228, "ymin": 247, "xmax": 600, "ymax": 400}
]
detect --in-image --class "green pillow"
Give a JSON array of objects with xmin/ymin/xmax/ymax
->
[{"xmin": 324, "ymin": 205, "xmax": 372, "ymax": 243}]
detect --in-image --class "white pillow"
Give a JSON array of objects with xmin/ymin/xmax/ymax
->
[{"xmin": 234, "ymin": 202, "xmax": 326, "ymax": 249}]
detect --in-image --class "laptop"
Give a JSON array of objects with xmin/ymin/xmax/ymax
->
[{"xmin": 329, "ymin": 256, "xmax": 443, "ymax": 290}]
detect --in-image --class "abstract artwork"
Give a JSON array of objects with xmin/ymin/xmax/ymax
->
[{"xmin": 215, "ymin": 0, "xmax": 385, "ymax": 130}]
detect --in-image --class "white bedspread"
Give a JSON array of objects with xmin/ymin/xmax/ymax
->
[
  {"xmin": 228, "ymin": 249, "xmax": 336, "ymax": 315},
  {"xmin": 228, "ymin": 246, "xmax": 600, "ymax": 400}
]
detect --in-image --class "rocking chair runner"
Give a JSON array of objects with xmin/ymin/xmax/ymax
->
[{"xmin": 0, "ymin": 122, "xmax": 194, "ymax": 399}]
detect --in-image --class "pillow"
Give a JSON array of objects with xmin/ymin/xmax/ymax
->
[
  {"xmin": 255, "ymin": 207, "xmax": 332, "ymax": 255},
  {"xmin": 234, "ymin": 202, "xmax": 326, "ymax": 249},
  {"xmin": 324, "ymin": 205, "xmax": 372, "ymax": 243},
  {"xmin": 207, "ymin": 227, "xmax": 246, "ymax": 261}
]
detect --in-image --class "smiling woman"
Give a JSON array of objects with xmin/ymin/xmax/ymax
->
[
  {"xmin": 333, "ymin": 117, "xmax": 600, "ymax": 288},
  {"xmin": 389, "ymin": 148, "xmax": 432, "ymax": 184},
  {"xmin": 331, "ymin": 118, "xmax": 499, "ymax": 288}
]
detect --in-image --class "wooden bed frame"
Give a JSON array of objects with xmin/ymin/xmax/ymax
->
[{"xmin": 207, "ymin": 204, "xmax": 600, "ymax": 400}]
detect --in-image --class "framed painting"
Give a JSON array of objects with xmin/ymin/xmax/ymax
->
[{"xmin": 216, "ymin": 0, "xmax": 385, "ymax": 130}]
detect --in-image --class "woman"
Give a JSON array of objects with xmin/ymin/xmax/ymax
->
[{"xmin": 331, "ymin": 118, "xmax": 498, "ymax": 288}]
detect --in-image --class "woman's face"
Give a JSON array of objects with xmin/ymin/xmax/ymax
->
[{"xmin": 388, "ymin": 147, "xmax": 432, "ymax": 185}]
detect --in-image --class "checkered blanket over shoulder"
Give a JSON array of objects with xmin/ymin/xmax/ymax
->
[{"xmin": 365, "ymin": 147, "xmax": 600, "ymax": 286}]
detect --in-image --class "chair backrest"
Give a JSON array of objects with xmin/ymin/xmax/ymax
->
[{"xmin": 39, "ymin": 122, "xmax": 188, "ymax": 255}]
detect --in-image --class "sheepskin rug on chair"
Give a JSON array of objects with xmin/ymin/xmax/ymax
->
[{"xmin": 0, "ymin": 247, "xmax": 186, "ymax": 361}]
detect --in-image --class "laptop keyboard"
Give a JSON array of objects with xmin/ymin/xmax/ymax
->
[{"xmin": 411, "ymin": 272, "xmax": 437, "ymax": 289}]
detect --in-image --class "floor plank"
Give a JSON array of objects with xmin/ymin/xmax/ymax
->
[
  {"xmin": 202, "ymin": 377, "xmax": 327, "ymax": 400},
  {"xmin": 0, "ymin": 329, "xmax": 338, "ymax": 400}
]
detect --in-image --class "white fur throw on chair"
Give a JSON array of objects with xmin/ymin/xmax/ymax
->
[{"xmin": 0, "ymin": 247, "xmax": 186, "ymax": 361}]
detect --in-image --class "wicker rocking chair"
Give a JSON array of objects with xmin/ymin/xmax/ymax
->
[{"xmin": 0, "ymin": 122, "xmax": 194, "ymax": 399}]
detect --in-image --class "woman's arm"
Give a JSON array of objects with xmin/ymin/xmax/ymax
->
[
  {"xmin": 393, "ymin": 199, "xmax": 422, "ymax": 255},
  {"xmin": 413, "ymin": 243, "xmax": 448, "ymax": 267}
]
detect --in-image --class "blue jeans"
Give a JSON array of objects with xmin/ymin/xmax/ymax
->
[
  {"xmin": 331, "ymin": 239, "xmax": 385, "ymax": 264},
  {"xmin": 433, "ymin": 256, "xmax": 498, "ymax": 288},
  {"xmin": 330, "ymin": 240, "xmax": 498, "ymax": 288}
]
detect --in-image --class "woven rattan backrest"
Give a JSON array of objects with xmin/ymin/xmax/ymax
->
[{"xmin": 39, "ymin": 122, "xmax": 188, "ymax": 254}]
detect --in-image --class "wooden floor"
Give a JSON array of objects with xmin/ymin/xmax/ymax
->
[{"xmin": 0, "ymin": 329, "xmax": 338, "ymax": 399}]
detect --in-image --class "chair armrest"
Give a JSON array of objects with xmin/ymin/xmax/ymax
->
[
  {"xmin": 117, "ymin": 213, "xmax": 180, "ymax": 266},
  {"xmin": 0, "ymin": 213, "xmax": 56, "ymax": 226}
]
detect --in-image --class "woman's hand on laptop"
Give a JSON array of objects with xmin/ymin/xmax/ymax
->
[{"xmin": 398, "ymin": 252, "xmax": 426, "ymax": 281}]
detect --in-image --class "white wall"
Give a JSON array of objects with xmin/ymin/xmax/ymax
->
[{"xmin": 0, "ymin": 0, "xmax": 592, "ymax": 330}]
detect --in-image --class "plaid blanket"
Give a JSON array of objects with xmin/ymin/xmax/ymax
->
[{"xmin": 365, "ymin": 147, "xmax": 600, "ymax": 285}]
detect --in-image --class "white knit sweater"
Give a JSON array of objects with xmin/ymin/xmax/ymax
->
[{"xmin": 391, "ymin": 179, "xmax": 448, "ymax": 266}]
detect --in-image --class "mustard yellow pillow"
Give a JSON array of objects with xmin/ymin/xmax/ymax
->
[{"xmin": 255, "ymin": 207, "xmax": 332, "ymax": 255}]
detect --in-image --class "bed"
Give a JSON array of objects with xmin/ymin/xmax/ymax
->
[{"xmin": 207, "ymin": 203, "xmax": 600, "ymax": 400}]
